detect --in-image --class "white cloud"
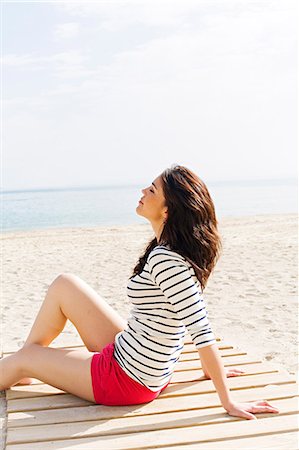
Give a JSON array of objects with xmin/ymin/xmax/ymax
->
[
  {"xmin": 53, "ymin": 22, "xmax": 80, "ymax": 40},
  {"xmin": 2, "ymin": 54, "xmax": 38, "ymax": 67},
  {"xmin": 3, "ymin": 0, "xmax": 297, "ymax": 189},
  {"xmin": 2, "ymin": 49, "xmax": 95, "ymax": 82},
  {"xmin": 60, "ymin": 0, "xmax": 198, "ymax": 30},
  {"xmin": 59, "ymin": 0, "xmax": 296, "ymax": 31},
  {"xmin": 2, "ymin": 50, "xmax": 85, "ymax": 67}
]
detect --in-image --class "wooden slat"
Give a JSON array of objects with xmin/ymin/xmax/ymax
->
[
  {"xmin": 6, "ymin": 371, "xmax": 295, "ymax": 408},
  {"xmin": 157, "ymin": 431, "xmax": 299, "ymax": 450},
  {"xmin": 171, "ymin": 362, "xmax": 280, "ymax": 383},
  {"xmin": 7, "ymin": 394, "xmax": 91, "ymax": 413},
  {"xmin": 6, "ymin": 361, "xmax": 282, "ymax": 400},
  {"xmin": 6, "ymin": 354, "xmax": 265, "ymax": 391},
  {"xmin": 162, "ymin": 372, "xmax": 295, "ymax": 396},
  {"xmin": 8, "ymin": 354, "xmax": 264, "ymax": 389},
  {"xmin": 7, "ymin": 384, "xmax": 298, "ymax": 428},
  {"xmin": 5, "ymin": 413, "xmax": 299, "ymax": 450},
  {"xmin": 4, "ymin": 347, "xmax": 260, "ymax": 401},
  {"xmin": 6, "ymin": 397, "xmax": 298, "ymax": 445},
  {"xmin": 4, "ymin": 337, "xmax": 298, "ymax": 450},
  {"xmin": 178, "ymin": 348, "xmax": 247, "ymax": 362},
  {"xmin": 176, "ymin": 354, "xmax": 262, "ymax": 371}
]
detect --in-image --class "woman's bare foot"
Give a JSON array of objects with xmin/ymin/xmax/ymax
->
[{"xmin": 11, "ymin": 377, "xmax": 36, "ymax": 386}]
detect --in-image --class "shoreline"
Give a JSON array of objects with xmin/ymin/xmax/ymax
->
[{"xmin": 2, "ymin": 211, "xmax": 297, "ymax": 237}]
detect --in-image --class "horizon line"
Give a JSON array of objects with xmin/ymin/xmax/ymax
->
[{"xmin": 1, "ymin": 175, "xmax": 297, "ymax": 194}]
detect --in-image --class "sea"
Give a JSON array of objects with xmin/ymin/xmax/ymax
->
[{"xmin": 1, "ymin": 178, "xmax": 297, "ymax": 233}]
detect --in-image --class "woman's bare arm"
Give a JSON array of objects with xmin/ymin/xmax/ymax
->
[
  {"xmin": 200, "ymin": 348, "xmax": 245, "ymax": 380},
  {"xmin": 198, "ymin": 343, "xmax": 233, "ymax": 409},
  {"xmin": 200, "ymin": 354, "xmax": 211, "ymax": 378},
  {"xmin": 198, "ymin": 344, "xmax": 280, "ymax": 419}
]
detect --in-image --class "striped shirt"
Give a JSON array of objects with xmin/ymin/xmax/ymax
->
[{"xmin": 113, "ymin": 245, "xmax": 216, "ymax": 392}]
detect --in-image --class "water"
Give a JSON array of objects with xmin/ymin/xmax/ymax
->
[{"xmin": 1, "ymin": 178, "xmax": 297, "ymax": 233}]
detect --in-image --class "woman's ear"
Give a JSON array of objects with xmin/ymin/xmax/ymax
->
[{"xmin": 163, "ymin": 207, "xmax": 168, "ymax": 222}]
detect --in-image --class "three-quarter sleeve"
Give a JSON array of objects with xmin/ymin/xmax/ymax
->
[{"xmin": 147, "ymin": 247, "xmax": 216, "ymax": 349}]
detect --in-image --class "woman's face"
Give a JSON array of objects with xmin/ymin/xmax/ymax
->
[{"xmin": 136, "ymin": 175, "xmax": 168, "ymax": 223}]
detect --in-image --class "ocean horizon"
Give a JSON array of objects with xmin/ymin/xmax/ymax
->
[{"xmin": 1, "ymin": 177, "xmax": 297, "ymax": 233}]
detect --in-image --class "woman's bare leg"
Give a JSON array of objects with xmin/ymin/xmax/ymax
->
[
  {"xmin": 0, "ymin": 344, "xmax": 96, "ymax": 402},
  {"xmin": 14, "ymin": 272, "xmax": 127, "ymax": 385},
  {"xmin": 23, "ymin": 273, "xmax": 127, "ymax": 349}
]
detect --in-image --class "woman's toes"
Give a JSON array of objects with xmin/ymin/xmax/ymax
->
[{"xmin": 12, "ymin": 377, "xmax": 36, "ymax": 386}]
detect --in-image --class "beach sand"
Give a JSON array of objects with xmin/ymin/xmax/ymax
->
[{"xmin": 0, "ymin": 213, "xmax": 297, "ymax": 448}]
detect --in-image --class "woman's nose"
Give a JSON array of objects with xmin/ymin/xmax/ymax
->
[{"xmin": 142, "ymin": 188, "xmax": 146, "ymax": 194}]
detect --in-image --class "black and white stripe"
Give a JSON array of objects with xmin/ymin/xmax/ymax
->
[{"xmin": 113, "ymin": 245, "xmax": 216, "ymax": 392}]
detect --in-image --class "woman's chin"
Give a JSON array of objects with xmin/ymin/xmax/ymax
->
[{"xmin": 136, "ymin": 205, "xmax": 145, "ymax": 218}]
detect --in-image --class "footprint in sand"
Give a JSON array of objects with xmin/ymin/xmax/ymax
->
[{"xmin": 261, "ymin": 318, "xmax": 272, "ymax": 325}]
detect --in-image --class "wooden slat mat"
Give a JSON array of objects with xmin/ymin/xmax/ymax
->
[{"xmin": 3, "ymin": 336, "xmax": 299, "ymax": 450}]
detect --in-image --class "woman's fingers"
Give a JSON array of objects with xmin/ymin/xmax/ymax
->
[
  {"xmin": 254, "ymin": 400, "xmax": 279, "ymax": 412},
  {"xmin": 248, "ymin": 402, "xmax": 280, "ymax": 414},
  {"xmin": 241, "ymin": 410, "xmax": 257, "ymax": 420},
  {"xmin": 228, "ymin": 406, "xmax": 257, "ymax": 420},
  {"xmin": 226, "ymin": 368, "xmax": 245, "ymax": 377},
  {"xmin": 238, "ymin": 409, "xmax": 257, "ymax": 420},
  {"xmin": 256, "ymin": 400, "xmax": 272, "ymax": 406},
  {"xmin": 252, "ymin": 405, "xmax": 280, "ymax": 413},
  {"xmin": 226, "ymin": 401, "xmax": 280, "ymax": 420}
]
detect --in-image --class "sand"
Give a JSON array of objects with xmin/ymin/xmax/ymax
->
[{"xmin": 0, "ymin": 213, "xmax": 298, "ymax": 448}]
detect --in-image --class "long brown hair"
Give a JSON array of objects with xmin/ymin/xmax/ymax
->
[{"xmin": 132, "ymin": 165, "xmax": 222, "ymax": 291}]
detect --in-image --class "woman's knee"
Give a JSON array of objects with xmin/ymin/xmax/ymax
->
[
  {"xmin": 48, "ymin": 273, "xmax": 79, "ymax": 301},
  {"xmin": 51, "ymin": 272, "xmax": 76, "ymax": 288},
  {"xmin": 15, "ymin": 345, "xmax": 37, "ymax": 378}
]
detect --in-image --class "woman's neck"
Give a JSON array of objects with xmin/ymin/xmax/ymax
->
[{"xmin": 150, "ymin": 219, "xmax": 164, "ymax": 242}]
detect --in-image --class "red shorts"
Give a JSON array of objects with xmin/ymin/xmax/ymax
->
[{"xmin": 90, "ymin": 342, "xmax": 170, "ymax": 406}]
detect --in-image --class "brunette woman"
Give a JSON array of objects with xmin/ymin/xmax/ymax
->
[{"xmin": 0, "ymin": 165, "xmax": 279, "ymax": 419}]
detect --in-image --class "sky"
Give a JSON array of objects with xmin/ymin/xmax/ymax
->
[{"xmin": 1, "ymin": 0, "xmax": 298, "ymax": 191}]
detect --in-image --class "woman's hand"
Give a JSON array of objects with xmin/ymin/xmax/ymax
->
[
  {"xmin": 225, "ymin": 400, "xmax": 280, "ymax": 420},
  {"xmin": 201, "ymin": 365, "xmax": 280, "ymax": 418}
]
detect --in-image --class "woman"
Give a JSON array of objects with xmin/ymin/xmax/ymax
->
[{"xmin": 0, "ymin": 165, "xmax": 279, "ymax": 419}]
